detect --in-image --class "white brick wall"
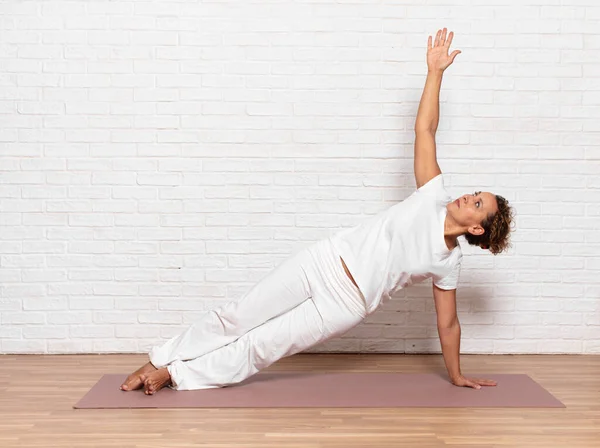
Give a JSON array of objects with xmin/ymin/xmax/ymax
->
[{"xmin": 1, "ymin": 0, "xmax": 599, "ymax": 355}]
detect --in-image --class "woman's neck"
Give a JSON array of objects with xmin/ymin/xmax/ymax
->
[{"xmin": 443, "ymin": 214, "xmax": 463, "ymax": 250}]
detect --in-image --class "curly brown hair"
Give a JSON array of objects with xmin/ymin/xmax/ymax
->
[{"xmin": 464, "ymin": 195, "xmax": 514, "ymax": 255}]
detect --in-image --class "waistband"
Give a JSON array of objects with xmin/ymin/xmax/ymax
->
[{"xmin": 308, "ymin": 238, "xmax": 367, "ymax": 317}]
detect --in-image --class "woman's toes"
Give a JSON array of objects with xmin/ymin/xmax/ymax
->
[
  {"xmin": 142, "ymin": 377, "xmax": 153, "ymax": 394},
  {"xmin": 120, "ymin": 374, "xmax": 142, "ymax": 391}
]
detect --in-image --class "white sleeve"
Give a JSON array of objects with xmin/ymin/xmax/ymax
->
[
  {"xmin": 417, "ymin": 174, "xmax": 446, "ymax": 199},
  {"xmin": 433, "ymin": 258, "xmax": 462, "ymax": 291}
]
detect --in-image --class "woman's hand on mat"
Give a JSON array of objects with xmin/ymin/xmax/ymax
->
[
  {"xmin": 451, "ymin": 375, "xmax": 497, "ymax": 390},
  {"xmin": 427, "ymin": 27, "xmax": 461, "ymax": 73}
]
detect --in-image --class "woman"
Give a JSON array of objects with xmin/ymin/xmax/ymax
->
[{"xmin": 121, "ymin": 28, "xmax": 514, "ymax": 395}]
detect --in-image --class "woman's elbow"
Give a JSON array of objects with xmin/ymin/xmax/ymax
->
[
  {"xmin": 414, "ymin": 124, "xmax": 436, "ymax": 135},
  {"xmin": 437, "ymin": 316, "xmax": 459, "ymax": 330}
]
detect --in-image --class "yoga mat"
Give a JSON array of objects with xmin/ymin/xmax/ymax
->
[{"xmin": 74, "ymin": 372, "xmax": 565, "ymax": 409}]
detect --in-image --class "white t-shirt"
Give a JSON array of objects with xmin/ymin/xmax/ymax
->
[{"xmin": 330, "ymin": 174, "xmax": 462, "ymax": 314}]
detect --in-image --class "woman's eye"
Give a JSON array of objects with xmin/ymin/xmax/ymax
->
[{"xmin": 476, "ymin": 202, "xmax": 480, "ymax": 208}]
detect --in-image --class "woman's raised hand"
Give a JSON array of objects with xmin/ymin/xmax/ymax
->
[{"xmin": 427, "ymin": 28, "xmax": 461, "ymax": 73}]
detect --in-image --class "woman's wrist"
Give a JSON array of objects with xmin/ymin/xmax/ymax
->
[{"xmin": 427, "ymin": 68, "xmax": 444, "ymax": 77}]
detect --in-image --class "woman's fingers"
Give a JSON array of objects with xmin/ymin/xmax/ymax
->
[
  {"xmin": 449, "ymin": 50, "xmax": 461, "ymax": 63},
  {"xmin": 446, "ymin": 31, "xmax": 454, "ymax": 48},
  {"xmin": 466, "ymin": 379, "xmax": 481, "ymax": 390},
  {"xmin": 456, "ymin": 376, "xmax": 498, "ymax": 389},
  {"xmin": 433, "ymin": 28, "xmax": 453, "ymax": 48}
]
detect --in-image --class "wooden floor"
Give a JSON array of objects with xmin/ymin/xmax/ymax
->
[{"xmin": 0, "ymin": 354, "xmax": 598, "ymax": 447}]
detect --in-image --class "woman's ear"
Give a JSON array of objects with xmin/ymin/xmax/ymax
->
[{"xmin": 467, "ymin": 225, "xmax": 484, "ymax": 236}]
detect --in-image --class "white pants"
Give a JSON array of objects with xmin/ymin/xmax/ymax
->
[{"xmin": 148, "ymin": 238, "xmax": 367, "ymax": 390}]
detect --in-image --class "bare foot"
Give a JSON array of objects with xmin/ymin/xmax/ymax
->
[
  {"xmin": 120, "ymin": 362, "xmax": 157, "ymax": 391},
  {"xmin": 141, "ymin": 368, "xmax": 172, "ymax": 395}
]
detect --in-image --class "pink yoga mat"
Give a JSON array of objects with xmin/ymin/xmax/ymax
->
[{"xmin": 74, "ymin": 372, "xmax": 564, "ymax": 408}]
